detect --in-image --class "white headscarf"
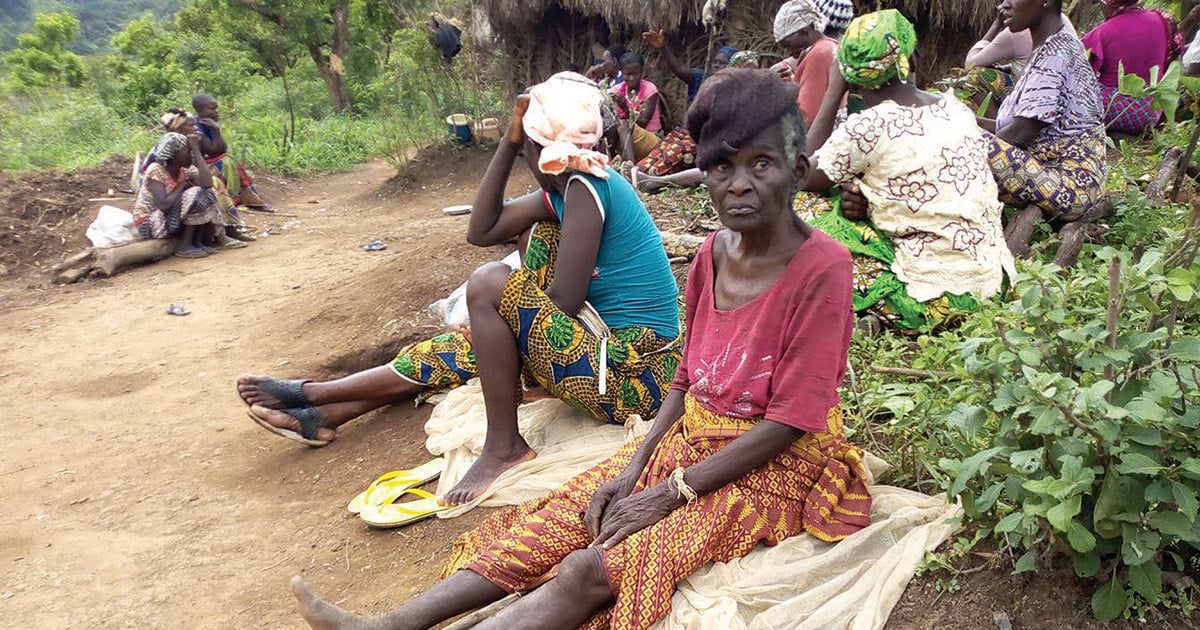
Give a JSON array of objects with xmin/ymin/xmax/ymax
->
[
  {"xmin": 773, "ymin": 0, "xmax": 829, "ymax": 42},
  {"xmin": 522, "ymin": 72, "xmax": 611, "ymax": 179}
]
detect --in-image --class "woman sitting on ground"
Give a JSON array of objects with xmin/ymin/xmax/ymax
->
[
  {"xmin": 237, "ymin": 72, "xmax": 681, "ymax": 506},
  {"xmin": 1082, "ymin": 0, "xmax": 1181, "ymax": 135},
  {"xmin": 192, "ymin": 93, "xmax": 279, "ymax": 213},
  {"xmin": 291, "ymin": 68, "xmax": 872, "ymax": 630},
  {"xmin": 802, "ymin": 10, "xmax": 1015, "ymax": 332},
  {"xmin": 133, "ymin": 132, "xmax": 244, "ymax": 258},
  {"xmin": 944, "ymin": 9, "xmax": 1035, "ymax": 116},
  {"xmin": 610, "ymin": 53, "xmax": 665, "ymax": 161},
  {"xmin": 978, "ymin": 0, "xmax": 1106, "ymax": 262},
  {"xmin": 633, "ymin": 48, "xmax": 761, "ymax": 187}
]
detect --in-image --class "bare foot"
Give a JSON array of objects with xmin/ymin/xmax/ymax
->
[
  {"xmin": 292, "ymin": 576, "xmax": 380, "ymax": 630},
  {"xmin": 442, "ymin": 441, "xmax": 536, "ymax": 506},
  {"xmin": 237, "ymin": 374, "xmax": 310, "ymax": 409},
  {"xmin": 250, "ymin": 405, "xmax": 336, "ymax": 442},
  {"xmin": 637, "ymin": 174, "xmax": 669, "ymax": 195}
]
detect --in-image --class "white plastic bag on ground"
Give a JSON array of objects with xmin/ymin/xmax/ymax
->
[
  {"xmin": 429, "ymin": 250, "xmax": 521, "ymax": 328},
  {"xmin": 86, "ymin": 205, "xmax": 139, "ymax": 248}
]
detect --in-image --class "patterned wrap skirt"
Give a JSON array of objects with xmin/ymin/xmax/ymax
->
[
  {"xmin": 135, "ymin": 185, "xmax": 222, "ymax": 240},
  {"xmin": 636, "ymin": 129, "xmax": 697, "ymax": 177},
  {"xmin": 390, "ymin": 222, "xmax": 681, "ymax": 425},
  {"xmin": 442, "ymin": 394, "xmax": 872, "ymax": 630},
  {"xmin": 940, "ymin": 66, "xmax": 1015, "ymax": 111},
  {"xmin": 795, "ymin": 192, "xmax": 980, "ymax": 331},
  {"xmin": 985, "ymin": 128, "xmax": 1107, "ymax": 221},
  {"xmin": 1100, "ymin": 85, "xmax": 1162, "ymax": 136}
]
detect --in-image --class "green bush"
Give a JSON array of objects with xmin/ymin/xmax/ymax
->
[{"xmin": 0, "ymin": 90, "xmax": 155, "ymax": 171}]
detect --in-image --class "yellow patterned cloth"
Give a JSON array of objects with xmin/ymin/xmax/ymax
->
[
  {"xmin": 443, "ymin": 395, "xmax": 872, "ymax": 630},
  {"xmin": 391, "ymin": 222, "xmax": 680, "ymax": 425}
]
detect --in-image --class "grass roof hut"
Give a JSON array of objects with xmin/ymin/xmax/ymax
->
[{"xmin": 478, "ymin": 0, "xmax": 1004, "ymax": 120}]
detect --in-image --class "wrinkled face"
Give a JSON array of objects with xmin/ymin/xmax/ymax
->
[
  {"xmin": 1001, "ymin": 0, "xmax": 1050, "ymax": 33},
  {"xmin": 779, "ymin": 26, "xmax": 821, "ymax": 55},
  {"xmin": 712, "ymin": 51, "xmax": 731, "ymax": 72},
  {"xmin": 195, "ymin": 98, "xmax": 220, "ymax": 122},
  {"xmin": 602, "ymin": 51, "xmax": 620, "ymax": 78},
  {"xmin": 704, "ymin": 122, "xmax": 806, "ymax": 233},
  {"xmin": 622, "ymin": 62, "xmax": 643, "ymax": 90}
]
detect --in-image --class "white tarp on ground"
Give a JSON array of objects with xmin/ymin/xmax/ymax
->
[{"xmin": 422, "ymin": 381, "xmax": 962, "ymax": 630}]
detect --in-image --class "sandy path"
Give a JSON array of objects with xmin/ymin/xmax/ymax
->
[{"xmin": 0, "ymin": 148, "xmax": 532, "ymax": 628}]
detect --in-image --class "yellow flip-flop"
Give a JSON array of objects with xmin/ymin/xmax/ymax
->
[
  {"xmin": 345, "ymin": 458, "xmax": 445, "ymax": 514},
  {"xmin": 358, "ymin": 489, "xmax": 450, "ymax": 529}
]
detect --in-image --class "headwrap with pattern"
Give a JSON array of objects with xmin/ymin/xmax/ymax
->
[
  {"xmin": 522, "ymin": 72, "xmax": 611, "ymax": 179},
  {"xmin": 728, "ymin": 51, "xmax": 760, "ymax": 68},
  {"xmin": 836, "ymin": 10, "xmax": 917, "ymax": 89},
  {"xmin": 773, "ymin": 0, "xmax": 828, "ymax": 42},
  {"xmin": 153, "ymin": 132, "xmax": 190, "ymax": 167},
  {"xmin": 814, "ymin": 0, "xmax": 856, "ymax": 32}
]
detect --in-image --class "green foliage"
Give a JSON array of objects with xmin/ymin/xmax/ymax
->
[
  {"xmin": 3, "ymin": 11, "xmax": 86, "ymax": 91},
  {"xmin": 0, "ymin": 90, "xmax": 156, "ymax": 171},
  {"xmin": 1113, "ymin": 60, "xmax": 1184, "ymax": 127}
]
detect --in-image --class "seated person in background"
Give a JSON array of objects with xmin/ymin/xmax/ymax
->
[
  {"xmin": 773, "ymin": 0, "xmax": 837, "ymax": 126},
  {"xmin": 641, "ymin": 29, "xmax": 734, "ymax": 104},
  {"xmin": 1082, "ymin": 0, "xmax": 1180, "ymax": 135},
  {"xmin": 291, "ymin": 67, "xmax": 871, "ymax": 630},
  {"xmin": 133, "ymin": 132, "xmax": 245, "ymax": 258},
  {"xmin": 586, "ymin": 43, "xmax": 627, "ymax": 90},
  {"xmin": 610, "ymin": 52, "xmax": 665, "ymax": 160},
  {"xmin": 978, "ymin": 0, "xmax": 1107, "ymax": 263},
  {"xmin": 1181, "ymin": 4, "xmax": 1200, "ymax": 76},
  {"xmin": 815, "ymin": 0, "xmax": 856, "ymax": 39},
  {"xmin": 237, "ymin": 73, "xmax": 681, "ymax": 506},
  {"xmin": 633, "ymin": 42, "xmax": 760, "ymax": 183},
  {"xmin": 192, "ymin": 93, "xmax": 279, "ymax": 213},
  {"xmin": 802, "ymin": 10, "xmax": 1015, "ymax": 333},
  {"xmin": 943, "ymin": 9, "xmax": 1035, "ymax": 116}
]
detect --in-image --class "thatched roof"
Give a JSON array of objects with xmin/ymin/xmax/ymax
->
[{"xmin": 482, "ymin": 0, "xmax": 999, "ymax": 35}]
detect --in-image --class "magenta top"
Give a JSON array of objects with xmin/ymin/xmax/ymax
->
[
  {"xmin": 670, "ymin": 231, "xmax": 853, "ymax": 433},
  {"xmin": 1082, "ymin": 7, "xmax": 1170, "ymax": 87}
]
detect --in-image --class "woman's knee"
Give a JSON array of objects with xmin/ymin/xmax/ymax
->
[
  {"xmin": 466, "ymin": 262, "xmax": 513, "ymax": 308},
  {"xmin": 556, "ymin": 548, "xmax": 612, "ymax": 601}
]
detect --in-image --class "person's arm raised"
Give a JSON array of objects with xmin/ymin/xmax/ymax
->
[
  {"xmin": 643, "ymin": 30, "xmax": 693, "ymax": 83},
  {"xmin": 466, "ymin": 96, "xmax": 548, "ymax": 247}
]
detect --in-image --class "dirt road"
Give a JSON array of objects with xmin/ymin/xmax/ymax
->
[{"xmin": 0, "ymin": 147, "xmax": 529, "ymax": 628}]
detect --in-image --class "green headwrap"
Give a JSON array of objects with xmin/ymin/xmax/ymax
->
[{"xmin": 836, "ymin": 10, "xmax": 917, "ymax": 89}]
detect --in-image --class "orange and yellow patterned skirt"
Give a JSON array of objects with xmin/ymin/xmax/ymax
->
[{"xmin": 442, "ymin": 394, "xmax": 872, "ymax": 630}]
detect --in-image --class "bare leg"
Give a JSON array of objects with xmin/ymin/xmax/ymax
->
[
  {"xmin": 238, "ymin": 366, "xmax": 420, "ymax": 409},
  {"xmin": 637, "ymin": 168, "xmax": 705, "ymax": 194},
  {"xmin": 442, "ymin": 263, "xmax": 535, "ymax": 505},
  {"xmin": 250, "ymin": 398, "xmax": 396, "ymax": 442},
  {"xmin": 175, "ymin": 225, "xmax": 207, "ymax": 257},
  {"xmin": 1004, "ymin": 205, "xmax": 1043, "ymax": 260},
  {"xmin": 292, "ymin": 570, "xmax": 507, "ymax": 630},
  {"xmin": 477, "ymin": 550, "xmax": 613, "ymax": 630}
]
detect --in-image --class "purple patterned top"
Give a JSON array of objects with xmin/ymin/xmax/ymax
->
[{"xmin": 997, "ymin": 25, "xmax": 1103, "ymax": 140}]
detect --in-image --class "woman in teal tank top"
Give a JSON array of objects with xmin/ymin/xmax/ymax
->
[{"xmin": 235, "ymin": 73, "xmax": 681, "ymax": 507}]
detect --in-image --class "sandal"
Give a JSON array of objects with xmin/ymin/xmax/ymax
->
[
  {"xmin": 220, "ymin": 239, "xmax": 248, "ymax": 250},
  {"xmin": 346, "ymin": 459, "xmax": 445, "ymax": 514},
  {"xmin": 358, "ymin": 489, "xmax": 450, "ymax": 528},
  {"xmin": 247, "ymin": 406, "xmax": 330, "ymax": 447},
  {"xmin": 174, "ymin": 248, "xmax": 209, "ymax": 259},
  {"xmin": 238, "ymin": 378, "xmax": 313, "ymax": 409}
]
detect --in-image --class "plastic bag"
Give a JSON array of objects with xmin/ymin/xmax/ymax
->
[
  {"xmin": 430, "ymin": 251, "xmax": 522, "ymax": 329},
  {"xmin": 86, "ymin": 205, "xmax": 140, "ymax": 248}
]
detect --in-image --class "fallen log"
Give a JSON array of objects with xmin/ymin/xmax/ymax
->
[
  {"xmin": 1146, "ymin": 146, "xmax": 1184, "ymax": 206},
  {"xmin": 51, "ymin": 238, "xmax": 180, "ymax": 284}
]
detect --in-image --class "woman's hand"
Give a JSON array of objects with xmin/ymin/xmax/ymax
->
[
  {"xmin": 584, "ymin": 471, "xmax": 639, "ymax": 538},
  {"xmin": 841, "ymin": 182, "xmax": 869, "ymax": 221},
  {"xmin": 590, "ymin": 483, "xmax": 683, "ymax": 549},
  {"xmin": 505, "ymin": 94, "xmax": 531, "ymax": 146},
  {"xmin": 642, "ymin": 30, "xmax": 666, "ymax": 49}
]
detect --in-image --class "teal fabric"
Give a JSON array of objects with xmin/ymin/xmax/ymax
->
[{"xmin": 546, "ymin": 167, "xmax": 680, "ymax": 338}]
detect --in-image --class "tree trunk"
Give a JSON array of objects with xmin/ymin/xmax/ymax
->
[{"xmin": 305, "ymin": 0, "xmax": 352, "ymax": 112}]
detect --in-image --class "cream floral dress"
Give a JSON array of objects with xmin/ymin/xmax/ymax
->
[{"xmin": 813, "ymin": 93, "xmax": 1016, "ymax": 304}]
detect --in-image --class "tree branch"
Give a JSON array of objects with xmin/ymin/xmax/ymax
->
[{"xmin": 235, "ymin": 0, "xmax": 287, "ymax": 29}]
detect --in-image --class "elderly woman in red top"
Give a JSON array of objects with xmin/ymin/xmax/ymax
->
[
  {"xmin": 289, "ymin": 69, "xmax": 871, "ymax": 630},
  {"xmin": 1082, "ymin": 0, "xmax": 1181, "ymax": 134}
]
